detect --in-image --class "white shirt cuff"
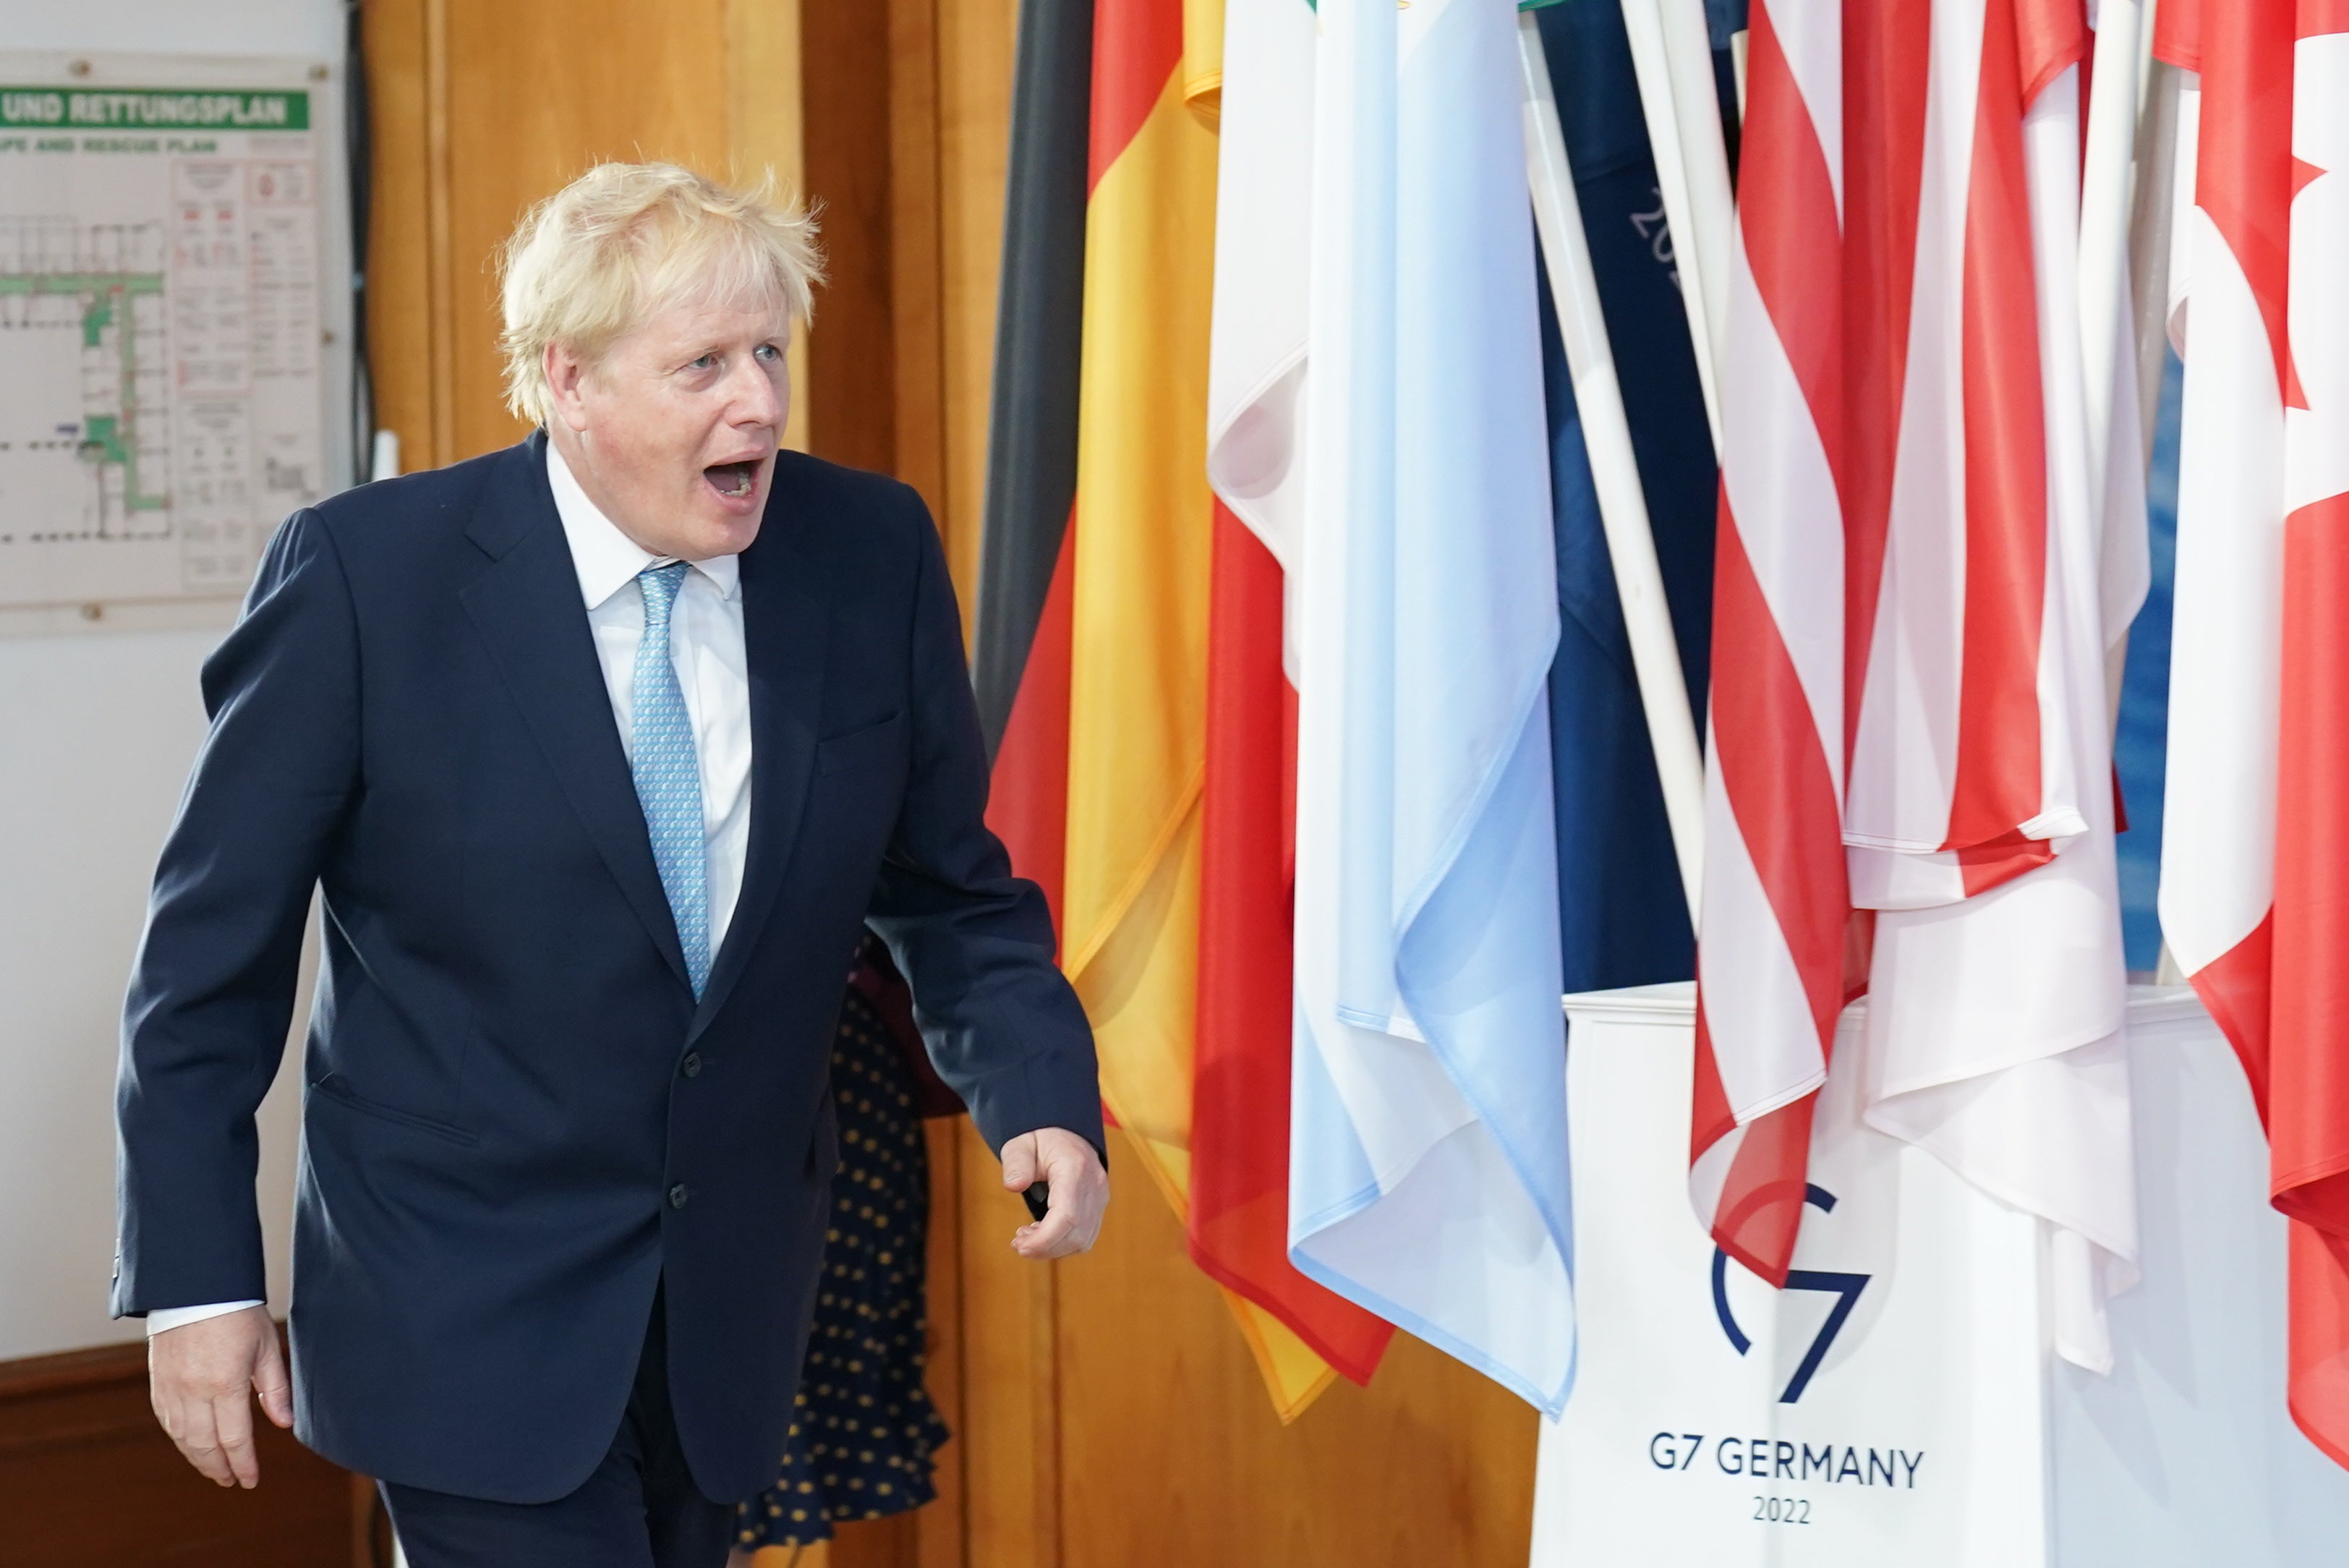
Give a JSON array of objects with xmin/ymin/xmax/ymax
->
[{"xmin": 145, "ymin": 1300, "xmax": 264, "ymax": 1336}]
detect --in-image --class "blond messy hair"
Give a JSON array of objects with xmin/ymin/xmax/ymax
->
[{"xmin": 498, "ymin": 161, "xmax": 824, "ymax": 427}]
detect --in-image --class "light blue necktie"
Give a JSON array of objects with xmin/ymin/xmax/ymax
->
[{"xmin": 631, "ymin": 563, "xmax": 710, "ymax": 997}]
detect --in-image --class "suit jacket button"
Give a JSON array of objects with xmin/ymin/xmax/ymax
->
[
  {"xmin": 668, "ymin": 1183, "xmax": 690, "ymax": 1210},
  {"xmin": 681, "ymin": 1052, "xmax": 702, "ymax": 1078}
]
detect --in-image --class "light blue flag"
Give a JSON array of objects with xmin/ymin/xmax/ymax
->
[{"xmin": 1287, "ymin": 0, "xmax": 1574, "ymax": 1412}]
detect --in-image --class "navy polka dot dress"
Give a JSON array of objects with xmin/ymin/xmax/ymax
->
[{"xmin": 734, "ymin": 976, "xmax": 951, "ymax": 1550}]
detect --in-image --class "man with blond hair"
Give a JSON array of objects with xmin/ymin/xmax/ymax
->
[{"xmin": 113, "ymin": 162, "xmax": 1107, "ymax": 1567}]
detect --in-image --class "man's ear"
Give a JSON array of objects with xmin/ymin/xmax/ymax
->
[{"xmin": 544, "ymin": 342, "xmax": 591, "ymax": 434}]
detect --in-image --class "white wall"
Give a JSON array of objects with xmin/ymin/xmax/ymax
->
[{"xmin": 0, "ymin": 0, "xmax": 346, "ymax": 1362}]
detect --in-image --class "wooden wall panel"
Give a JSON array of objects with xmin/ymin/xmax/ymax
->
[
  {"xmin": 801, "ymin": 0, "xmax": 898, "ymax": 474},
  {"xmin": 954, "ymin": 1120, "xmax": 1063, "ymax": 1568},
  {"xmin": 438, "ymin": 0, "xmax": 733, "ymax": 461},
  {"xmin": 886, "ymin": 0, "xmax": 950, "ymax": 540},
  {"xmin": 366, "ymin": 0, "xmax": 806, "ymax": 474},
  {"xmin": 725, "ymin": 0, "xmax": 812, "ymax": 459},
  {"xmin": 930, "ymin": 0, "xmax": 1019, "ymax": 613},
  {"xmin": 1056, "ymin": 1135, "xmax": 1538, "ymax": 1567},
  {"xmin": 0, "ymin": 1339, "xmax": 359, "ymax": 1567},
  {"xmin": 360, "ymin": 0, "xmax": 438, "ymax": 474}
]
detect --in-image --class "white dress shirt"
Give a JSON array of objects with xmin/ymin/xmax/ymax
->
[
  {"xmin": 547, "ymin": 439, "xmax": 754, "ymax": 947},
  {"xmin": 148, "ymin": 442, "xmax": 754, "ymax": 1336}
]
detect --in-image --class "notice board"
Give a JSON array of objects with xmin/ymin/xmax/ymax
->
[{"xmin": 0, "ymin": 52, "xmax": 352, "ymax": 613}]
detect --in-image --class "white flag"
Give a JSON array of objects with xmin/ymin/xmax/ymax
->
[{"xmin": 1286, "ymin": 0, "xmax": 1575, "ymax": 1410}]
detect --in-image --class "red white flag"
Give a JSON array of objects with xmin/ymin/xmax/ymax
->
[
  {"xmin": 1849, "ymin": 0, "xmax": 2139, "ymax": 1374},
  {"xmin": 1843, "ymin": 0, "xmax": 2092, "ymax": 906},
  {"xmin": 2277, "ymin": 0, "xmax": 2349, "ymax": 1470},
  {"xmin": 1691, "ymin": 0, "xmax": 1852, "ymax": 1284},
  {"xmin": 1697, "ymin": 1, "xmax": 2142, "ymax": 1346},
  {"xmin": 2157, "ymin": 0, "xmax": 2290, "ymax": 1124},
  {"xmin": 2160, "ymin": 0, "xmax": 2349, "ymax": 1471},
  {"xmin": 1194, "ymin": 0, "xmax": 1396, "ymax": 1413}
]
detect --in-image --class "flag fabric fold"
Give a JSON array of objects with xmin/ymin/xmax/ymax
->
[
  {"xmin": 1194, "ymin": 0, "xmax": 1398, "ymax": 1406},
  {"xmin": 978, "ymin": 0, "xmax": 1094, "ymax": 924},
  {"xmin": 2275, "ymin": 3, "xmax": 2349, "ymax": 1470},
  {"xmin": 1062, "ymin": 0, "xmax": 1342, "ymax": 1417},
  {"xmin": 1695, "ymin": 1, "xmax": 2141, "ymax": 1366},
  {"xmin": 1842, "ymin": 0, "xmax": 2092, "ymax": 906},
  {"xmin": 1286, "ymin": 0, "xmax": 1574, "ymax": 1413},
  {"xmin": 1849, "ymin": 0, "xmax": 2139, "ymax": 1376},
  {"xmin": 2155, "ymin": 0, "xmax": 2288, "ymax": 1086},
  {"xmin": 1689, "ymin": 0, "xmax": 1853, "ymax": 1287},
  {"xmin": 1060, "ymin": 0, "xmax": 1216, "ymax": 1208},
  {"xmin": 2156, "ymin": 0, "xmax": 2349, "ymax": 1471}
]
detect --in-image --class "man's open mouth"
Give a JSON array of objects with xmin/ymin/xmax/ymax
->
[{"xmin": 706, "ymin": 460, "xmax": 759, "ymax": 498}]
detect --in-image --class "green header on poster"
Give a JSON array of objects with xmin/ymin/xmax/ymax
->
[{"xmin": 0, "ymin": 89, "xmax": 309, "ymax": 132}]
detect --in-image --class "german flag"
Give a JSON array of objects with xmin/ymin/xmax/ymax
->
[
  {"xmin": 976, "ymin": 0, "xmax": 1093, "ymax": 921},
  {"xmin": 979, "ymin": 0, "xmax": 1345, "ymax": 1418}
]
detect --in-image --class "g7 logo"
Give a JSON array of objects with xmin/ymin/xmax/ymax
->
[{"xmin": 1711, "ymin": 1184, "xmax": 1870, "ymax": 1405}]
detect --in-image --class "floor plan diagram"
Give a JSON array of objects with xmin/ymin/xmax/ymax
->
[
  {"xmin": 0, "ymin": 72, "xmax": 328, "ymax": 608},
  {"xmin": 0, "ymin": 218, "xmax": 174, "ymax": 540}
]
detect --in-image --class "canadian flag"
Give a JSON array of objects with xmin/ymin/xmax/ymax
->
[{"xmin": 2157, "ymin": 0, "xmax": 2349, "ymax": 1469}]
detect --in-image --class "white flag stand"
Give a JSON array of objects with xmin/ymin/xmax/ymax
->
[{"xmin": 1532, "ymin": 985, "xmax": 2349, "ymax": 1566}]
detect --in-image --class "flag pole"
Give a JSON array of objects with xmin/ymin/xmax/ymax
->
[
  {"xmin": 1616, "ymin": 0, "xmax": 1737, "ymax": 451},
  {"xmin": 2079, "ymin": 0, "xmax": 2148, "ymax": 526},
  {"xmin": 1656, "ymin": 0, "xmax": 1736, "ymax": 391},
  {"xmin": 2130, "ymin": 15, "xmax": 2188, "ymax": 990},
  {"xmin": 2129, "ymin": 54, "xmax": 2181, "ymax": 461},
  {"xmin": 1517, "ymin": 12, "xmax": 1708, "ymax": 919}
]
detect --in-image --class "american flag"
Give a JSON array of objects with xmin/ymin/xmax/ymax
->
[
  {"xmin": 1695, "ymin": 0, "xmax": 2140, "ymax": 1368},
  {"xmin": 1689, "ymin": 0, "xmax": 1852, "ymax": 1286}
]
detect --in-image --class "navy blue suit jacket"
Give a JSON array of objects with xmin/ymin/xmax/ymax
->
[{"xmin": 112, "ymin": 433, "xmax": 1101, "ymax": 1504}]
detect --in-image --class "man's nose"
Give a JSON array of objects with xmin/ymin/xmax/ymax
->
[{"xmin": 730, "ymin": 354, "xmax": 785, "ymax": 430}]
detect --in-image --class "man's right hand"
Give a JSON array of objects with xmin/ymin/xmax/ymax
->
[{"xmin": 148, "ymin": 1304, "xmax": 294, "ymax": 1488}]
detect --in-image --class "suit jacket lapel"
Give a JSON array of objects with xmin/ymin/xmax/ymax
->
[
  {"xmin": 690, "ymin": 515, "xmax": 831, "ymax": 1041},
  {"xmin": 458, "ymin": 435, "xmax": 694, "ymax": 994}
]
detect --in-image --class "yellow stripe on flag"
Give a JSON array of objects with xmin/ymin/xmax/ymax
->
[
  {"xmin": 1062, "ymin": 59, "xmax": 1334, "ymax": 1422},
  {"xmin": 1184, "ymin": 0, "xmax": 1225, "ymax": 126}
]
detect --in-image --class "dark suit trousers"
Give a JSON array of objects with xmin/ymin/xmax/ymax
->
[{"xmin": 380, "ymin": 1288, "xmax": 736, "ymax": 1568}]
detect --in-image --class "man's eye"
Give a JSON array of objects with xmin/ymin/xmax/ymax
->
[
  {"xmin": 754, "ymin": 343, "xmax": 781, "ymax": 364},
  {"xmin": 687, "ymin": 354, "xmax": 717, "ymax": 372}
]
